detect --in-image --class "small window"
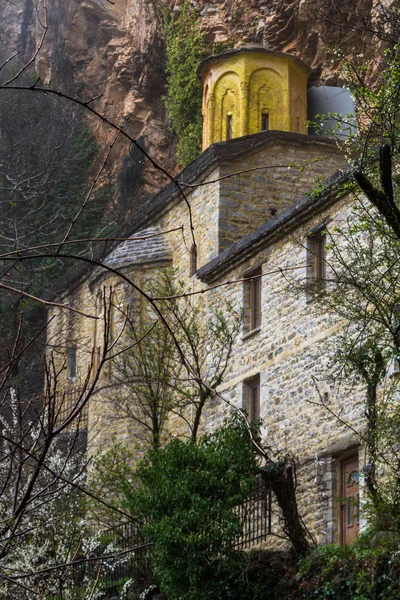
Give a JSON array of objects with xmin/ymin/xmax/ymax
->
[
  {"xmin": 250, "ymin": 269, "xmax": 262, "ymax": 331},
  {"xmin": 307, "ymin": 228, "xmax": 326, "ymax": 293},
  {"xmin": 92, "ymin": 345, "xmax": 101, "ymax": 381},
  {"xmin": 243, "ymin": 375, "xmax": 260, "ymax": 422},
  {"xmin": 226, "ymin": 113, "xmax": 233, "ymax": 140},
  {"xmin": 261, "ymin": 112, "xmax": 269, "ymax": 131},
  {"xmin": 68, "ymin": 346, "xmax": 77, "ymax": 380},
  {"xmin": 189, "ymin": 244, "xmax": 198, "ymax": 277},
  {"xmin": 243, "ymin": 267, "xmax": 262, "ymax": 335}
]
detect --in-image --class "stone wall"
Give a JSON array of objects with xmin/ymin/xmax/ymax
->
[
  {"xmin": 217, "ymin": 133, "xmax": 344, "ymax": 251},
  {"xmin": 46, "ymin": 135, "xmax": 358, "ymax": 547},
  {"xmin": 200, "ymin": 195, "xmax": 365, "ymax": 545}
]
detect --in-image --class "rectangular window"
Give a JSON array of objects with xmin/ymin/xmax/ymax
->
[
  {"xmin": 250, "ymin": 272, "xmax": 261, "ymax": 329},
  {"xmin": 68, "ymin": 346, "xmax": 77, "ymax": 380},
  {"xmin": 250, "ymin": 271, "xmax": 261, "ymax": 331},
  {"xmin": 226, "ymin": 114, "xmax": 233, "ymax": 140},
  {"xmin": 307, "ymin": 227, "xmax": 327, "ymax": 293},
  {"xmin": 261, "ymin": 112, "xmax": 269, "ymax": 131},
  {"xmin": 243, "ymin": 374, "xmax": 260, "ymax": 422},
  {"xmin": 243, "ymin": 267, "xmax": 262, "ymax": 336}
]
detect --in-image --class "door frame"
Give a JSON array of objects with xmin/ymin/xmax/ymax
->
[{"xmin": 338, "ymin": 451, "xmax": 360, "ymax": 546}]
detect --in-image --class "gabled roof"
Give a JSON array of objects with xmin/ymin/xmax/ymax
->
[
  {"xmin": 121, "ymin": 130, "xmax": 338, "ymax": 237},
  {"xmin": 49, "ymin": 130, "xmax": 339, "ymax": 299},
  {"xmin": 196, "ymin": 169, "xmax": 351, "ymax": 284}
]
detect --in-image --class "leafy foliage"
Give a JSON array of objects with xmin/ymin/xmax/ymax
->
[
  {"xmin": 0, "ymin": 88, "xmax": 114, "ymax": 294},
  {"xmin": 128, "ymin": 414, "xmax": 259, "ymax": 600},
  {"xmin": 161, "ymin": 0, "xmax": 206, "ymax": 166},
  {"xmin": 297, "ymin": 533, "xmax": 400, "ymax": 600}
]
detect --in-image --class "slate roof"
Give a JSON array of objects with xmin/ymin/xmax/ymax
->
[
  {"xmin": 49, "ymin": 130, "xmax": 339, "ymax": 299},
  {"xmin": 102, "ymin": 227, "xmax": 172, "ymax": 269}
]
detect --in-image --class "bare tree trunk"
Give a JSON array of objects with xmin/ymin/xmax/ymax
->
[{"xmin": 261, "ymin": 460, "xmax": 311, "ymax": 556}]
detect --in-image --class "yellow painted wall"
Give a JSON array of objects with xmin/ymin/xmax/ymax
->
[{"xmin": 201, "ymin": 48, "xmax": 309, "ymax": 149}]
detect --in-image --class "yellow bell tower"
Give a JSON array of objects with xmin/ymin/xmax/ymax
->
[{"xmin": 199, "ymin": 45, "xmax": 310, "ymax": 150}]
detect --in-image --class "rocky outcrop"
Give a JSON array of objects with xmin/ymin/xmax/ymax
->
[{"xmin": 1, "ymin": 0, "xmax": 377, "ymax": 205}]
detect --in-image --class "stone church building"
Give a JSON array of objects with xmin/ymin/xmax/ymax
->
[{"xmin": 47, "ymin": 46, "xmax": 364, "ymax": 548}]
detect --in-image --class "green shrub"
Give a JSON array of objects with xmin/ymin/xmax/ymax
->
[
  {"xmin": 130, "ymin": 414, "xmax": 259, "ymax": 600},
  {"xmin": 162, "ymin": 1, "xmax": 206, "ymax": 166},
  {"xmin": 297, "ymin": 533, "xmax": 400, "ymax": 600}
]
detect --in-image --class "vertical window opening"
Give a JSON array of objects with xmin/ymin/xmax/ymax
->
[
  {"xmin": 261, "ymin": 112, "xmax": 269, "ymax": 131},
  {"xmin": 243, "ymin": 267, "xmax": 262, "ymax": 335},
  {"xmin": 307, "ymin": 227, "xmax": 327, "ymax": 294},
  {"xmin": 68, "ymin": 346, "xmax": 77, "ymax": 380},
  {"xmin": 226, "ymin": 113, "xmax": 233, "ymax": 140},
  {"xmin": 250, "ymin": 270, "xmax": 262, "ymax": 330},
  {"xmin": 243, "ymin": 374, "xmax": 260, "ymax": 422},
  {"xmin": 189, "ymin": 244, "xmax": 198, "ymax": 277}
]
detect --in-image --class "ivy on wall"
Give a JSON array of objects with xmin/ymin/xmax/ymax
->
[{"xmin": 162, "ymin": 1, "xmax": 206, "ymax": 166}]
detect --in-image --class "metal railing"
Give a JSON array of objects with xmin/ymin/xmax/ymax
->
[
  {"xmin": 235, "ymin": 474, "xmax": 272, "ymax": 549},
  {"xmin": 30, "ymin": 386, "xmax": 89, "ymax": 429},
  {"xmin": 69, "ymin": 478, "xmax": 272, "ymax": 597},
  {"xmin": 53, "ymin": 386, "xmax": 89, "ymax": 428},
  {"xmin": 71, "ymin": 523, "xmax": 150, "ymax": 599}
]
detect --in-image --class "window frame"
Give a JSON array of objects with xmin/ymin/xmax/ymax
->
[
  {"xmin": 261, "ymin": 112, "xmax": 269, "ymax": 131},
  {"xmin": 250, "ymin": 270, "xmax": 262, "ymax": 331},
  {"xmin": 243, "ymin": 374, "xmax": 261, "ymax": 422},
  {"xmin": 306, "ymin": 222, "xmax": 328, "ymax": 294},
  {"xmin": 68, "ymin": 345, "xmax": 77, "ymax": 381},
  {"xmin": 243, "ymin": 266, "xmax": 262, "ymax": 336},
  {"xmin": 338, "ymin": 452, "xmax": 360, "ymax": 546},
  {"xmin": 226, "ymin": 112, "xmax": 233, "ymax": 140}
]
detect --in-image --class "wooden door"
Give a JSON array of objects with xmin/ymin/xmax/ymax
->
[{"xmin": 340, "ymin": 456, "xmax": 360, "ymax": 545}]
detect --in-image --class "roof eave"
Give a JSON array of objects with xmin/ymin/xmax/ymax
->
[{"xmin": 196, "ymin": 170, "xmax": 352, "ymax": 284}]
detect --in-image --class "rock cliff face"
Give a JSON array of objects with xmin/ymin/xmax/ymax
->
[{"xmin": 1, "ymin": 0, "xmax": 376, "ymax": 201}]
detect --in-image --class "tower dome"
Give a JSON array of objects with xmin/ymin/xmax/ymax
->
[{"xmin": 199, "ymin": 45, "xmax": 310, "ymax": 150}]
